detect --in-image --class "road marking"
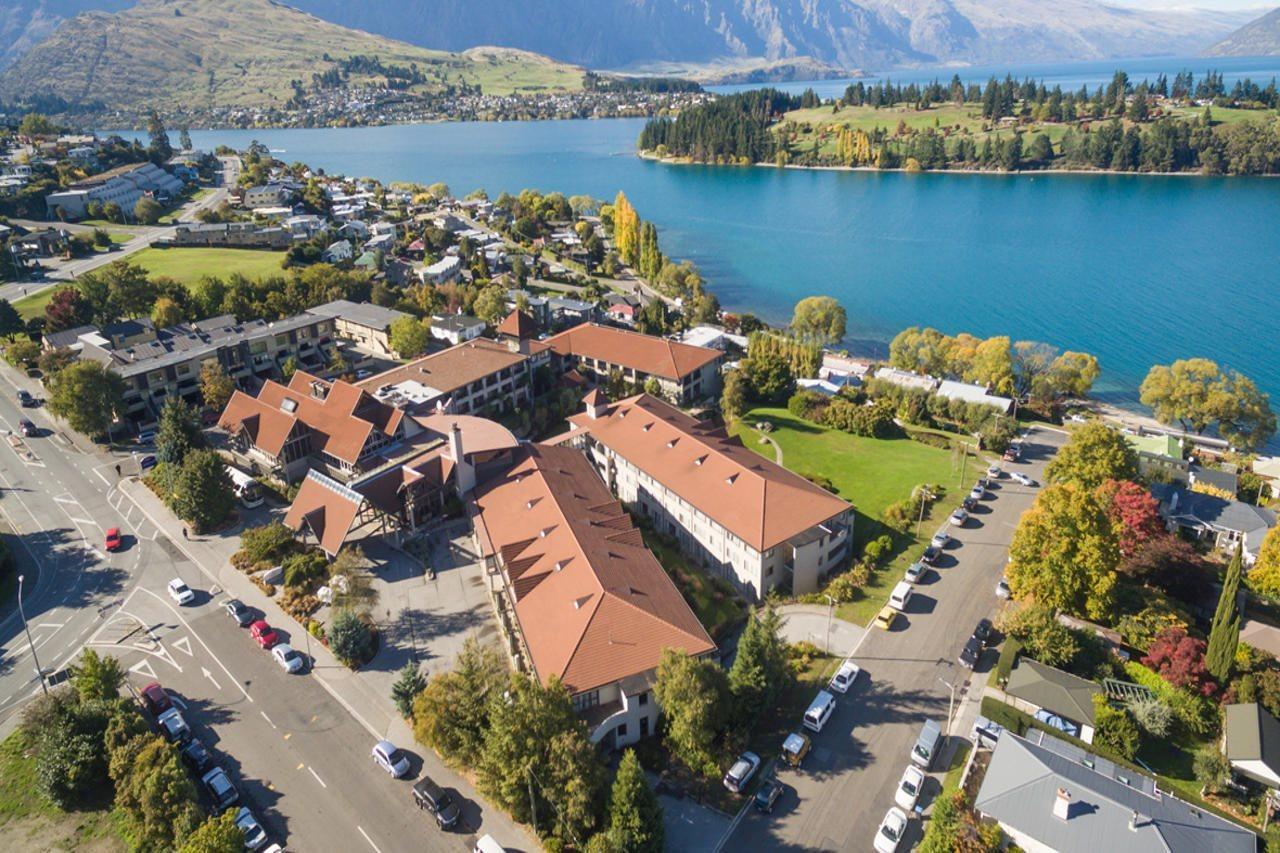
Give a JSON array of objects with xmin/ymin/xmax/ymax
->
[
  {"xmin": 357, "ymin": 826, "xmax": 384, "ymax": 853},
  {"xmin": 297, "ymin": 762, "xmax": 304, "ymax": 770},
  {"xmin": 283, "ymin": 732, "xmax": 291, "ymax": 740},
  {"xmin": 35, "ymin": 621, "xmax": 65, "ymax": 629},
  {"xmin": 201, "ymin": 667, "xmax": 222, "ymax": 691},
  {"xmin": 70, "ymin": 517, "xmax": 95, "ymax": 526},
  {"xmin": 129, "ymin": 658, "xmax": 157, "ymax": 679},
  {"xmin": 261, "ymin": 711, "xmax": 276, "ymax": 729},
  {"xmin": 172, "ymin": 635, "xmax": 194, "ymax": 657},
  {"xmin": 137, "ymin": 588, "xmax": 251, "ymax": 702},
  {"xmin": 308, "ymin": 766, "xmax": 327, "ymax": 788},
  {"xmin": 54, "ymin": 495, "xmax": 77, "ymax": 504}
]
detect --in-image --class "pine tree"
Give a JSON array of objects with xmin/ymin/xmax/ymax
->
[
  {"xmin": 1205, "ymin": 544, "xmax": 1243, "ymax": 682},
  {"xmin": 601, "ymin": 749, "xmax": 664, "ymax": 852},
  {"xmin": 728, "ymin": 606, "xmax": 792, "ymax": 728}
]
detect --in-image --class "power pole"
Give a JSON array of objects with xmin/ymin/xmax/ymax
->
[{"xmin": 17, "ymin": 576, "xmax": 47, "ymax": 696}]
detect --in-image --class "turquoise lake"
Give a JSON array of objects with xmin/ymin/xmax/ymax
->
[{"xmin": 136, "ymin": 57, "xmax": 1280, "ymax": 414}]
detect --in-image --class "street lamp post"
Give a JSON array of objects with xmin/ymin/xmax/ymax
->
[
  {"xmin": 17, "ymin": 575, "xmax": 48, "ymax": 696},
  {"xmin": 822, "ymin": 594, "xmax": 836, "ymax": 655},
  {"xmin": 938, "ymin": 676, "xmax": 957, "ymax": 737}
]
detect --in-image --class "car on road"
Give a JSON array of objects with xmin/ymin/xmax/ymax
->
[
  {"xmin": 930, "ymin": 529, "xmax": 951, "ymax": 549},
  {"xmin": 19, "ymin": 418, "xmax": 37, "ymax": 437},
  {"xmin": 829, "ymin": 660, "xmax": 861, "ymax": 693},
  {"xmin": 894, "ymin": 765, "xmax": 926, "ymax": 811},
  {"xmin": 201, "ymin": 766, "xmax": 238, "ymax": 813},
  {"xmin": 722, "ymin": 751, "xmax": 761, "ymax": 794},
  {"xmin": 1011, "ymin": 472, "xmax": 1035, "ymax": 486},
  {"xmin": 17, "ymin": 389, "xmax": 35, "ymax": 407},
  {"xmin": 474, "ymin": 836, "xmax": 506, "ymax": 853},
  {"xmin": 874, "ymin": 606, "xmax": 897, "ymax": 630},
  {"xmin": 970, "ymin": 483, "xmax": 986, "ymax": 500},
  {"xmin": 780, "ymin": 731, "xmax": 811, "ymax": 768},
  {"xmin": 105, "ymin": 527, "xmax": 123, "ymax": 552},
  {"xmin": 986, "ymin": 464, "xmax": 1002, "ymax": 478},
  {"xmin": 249, "ymin": 620, "xmax": 279, "ymax": 649},
  {"xmin": 959, "ymin": 636, "xmax": 983, "ymax": 669},
  {"xmin": 235, "ymin": 806, "xmax": 269, "ymax": 850},
  {"xmin": 180, "ymin": 738, "xmax": 212, "ymax": 773},
  {"xmin": 995, "ymin": 578, "xmax": 1011, "ymax": 599},
  {"xmin": 167, "ymin": 578, "xmax": 194, "ymax": 605},
  {"xmin": 271, "ymin": 643, "xmax": 305, "ymax": 673},
  {"xmin": 372, "ymin": 739, "xmax": 411, "ymax": 778},
  {"xmin": 156, "ymin": 707, "xmax": 190, "ymax": 744},
  {"xmin": 949, "ymin": 507, "xmax": 969, "ymax": 526},
  {"xmin": 224, "ymin": 598, "xmax": 253, "ymax": 626},
  {"xmin": 875, "ymin": 806, "xmax": 909, "ymax": 853},
  {"xmin": 920, "ymin": 546, "xmax": 941, "ymax": 565},
  {"xmin": 904, "ymin": 561, "xmax": 926, "ymax": 584},
  {"xmin": 754, "ymin": 776, "xmax": 783, "ymax": 813},
  {"xmin": 140, "ymin": 681, "xmax": 172, "ymax": 716},
  {"xmin": 412, "ymin": 775, "xmax": 462, "ymax": 830},
  {"xmin": 973, "ymin": 618, "xmax": 993, "ymax": 646},
  {"xmin": 139, "ymin": 454, "xmax": 157, "ymax": 470}
]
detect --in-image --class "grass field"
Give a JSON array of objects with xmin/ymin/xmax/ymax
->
[
  {"xmin": 0, "ymin": 729, "xmax": 123, "ymax": 851},
  {"xmin": 731, "ymin": 407, "xmax": 978, "ymax": 623},
  {"xmin": 129, "ymin": 247, "xmax": 286, "ymax": 285},
  {"xmin": 12, "ymin": 288, "xmax": 59, "ymax": 321}
]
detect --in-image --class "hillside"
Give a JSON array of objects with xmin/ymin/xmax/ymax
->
[
  {"xmin": 1205, "ymin": 6, "xmax": 1280, "ymax": 55},
  {"xmin": 0, "ymin": 0, "xmax": 583, "ymax": 114}
]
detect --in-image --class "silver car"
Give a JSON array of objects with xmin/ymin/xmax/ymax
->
[
  {"xmin": 930, "ymin": 529, "xmax": 950, "ymax": 549},
  {"xmin": 372, "ymin": 739, "xmax": 411, "ymax": 778},
  {"xmin": 272, "ymin": 643, "xmax": 305, "ymax": 673}
]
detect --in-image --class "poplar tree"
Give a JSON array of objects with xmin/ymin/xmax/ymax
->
[{"xmin": 1205, "ymin": 544, "xmax": 1243, "ymax": 682}]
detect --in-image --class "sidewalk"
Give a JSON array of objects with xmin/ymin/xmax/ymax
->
[{"xmin": 115, "ymin": 477, "xmax": 537, "ymax": 850}]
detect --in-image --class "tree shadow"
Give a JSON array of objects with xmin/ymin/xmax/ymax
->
[{"xmin": 367, "ymin": 603, "xmax": 488, "ymax": 673}]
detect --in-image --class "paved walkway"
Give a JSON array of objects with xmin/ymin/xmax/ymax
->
[{"xmin": 775, "ymin": 603, "xmax": 862, "ymax": 657}]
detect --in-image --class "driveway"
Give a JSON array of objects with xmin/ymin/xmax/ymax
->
[
  {"xmin": 776, "ymin": 604, "xmax": 863, "ymax": 657},
  {"xmin": 724, "ymin": 425, "xmax": 1066, "ymax": 851}
]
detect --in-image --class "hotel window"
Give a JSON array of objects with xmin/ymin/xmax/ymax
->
[
  {"xmin": 573, "ymin": 690, "xmax": 600, "ymax": 712},
  {"xmin": 638, "ymin": 692, "xmax": 648, "ymax": 706},
  {"xmin": 616, "ymin": 723, "xmax": 627, "ymax": 738}
]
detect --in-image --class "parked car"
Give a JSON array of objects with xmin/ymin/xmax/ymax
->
[
  {"xmin": 105, "ymin": 527, "xmax": 123, "ymax": 552},
  {"xmin": 17, "ymin": 389, "xmax": 35, "ymax": 407},
  {"xmin": 920, "ymin": 546, "xmax": 941, "ymax": 565},
  {"xmin": 874, "ymin": 606, "xmax": 897, "ymax": 630},
  {"xmin": 949, "ymin": 507, "xmax": 969, "ymax": 526},
  {"xmin": 474, "ymin": 836, "xmax": 505, "ymax": 853},
  {"xmin": 167, "ymin": 578, "xmax": 194, "ymax": 605},
  {"xmin": 904, "ymin": 561, "xmax": 926, "ymax": 583},
  {"xmin": 875, "ymin": 806, "xmax": 909, "ymax": 853},
  {"xmin": 973, "ymin": 618, "xmax": 993, "ymax": 646},
  {"xmin": 180, "ymin": 738, "xmax": 212, "ymax": 773},
  {"xmin": 235, "ymin": 806, "xmax": 269, "ymax": 850},
  {"xmin": 895, "ymin": 765, "xmax": 926, "ymax": 811},
  {"xmin": 780, "ymin": 732, "xmax": 811, "ymax": 768},
  {"xmin": 201, "ymin": 766, "xmax": 238, "ymax": 813},
  {"xmin": 1011, "ymin": 472, "xmax": 1035, "ymax": 486},
  {"xmin": 272, "ymin": 644, "xmax": 305, "ymax": 673},
  {"xmin": 970, "ymin": 483, "xmax": 986, "ymax": 500},
  {"xmin": 372, "ymin": 739, "xmax": 411, "ymax": 778},
  {"xmin": 986, "ymin": 464, "xmax": 1002, "ymax": 478},
  {"xmin": 224, "ymin": 598, "xmax": 253, "ymax": 626},
  {"xmin": 722, "ymin": 751, "xmax": 761, "ymax": 794},
  {"xmin": 156, "ymin": 708, "xmax": 191, "ymax": 744},
  {"xmin": 249, "ymin": 620, "xmax": 279, "ymax": 649},
  {"xmin": 959, "ymin": 636, "xmax": 983, "ymax": 669},
  {"xmin": 962, "ymin": 496, "xmax": 978, "ymax": 512},
  {"xmin": 413, "ymin": 775, "xmax": 461, "ymax": 830},
  {"xmin": 139, "ymin": 681, "xmax": 172, "ymax": 716},
  {"xmin": 995, "ymin": 578, "xmax": 1011, "ymax": 599},
  {"xmin": 754, "ymin": 776, "xmax": 783, "ymax": 813},
  {"xmin": 930, "ymin": 530, "xmax": 950, "ymax": 549},
  {"xmin": 19, "ymin": 418, "xmax": 36, "ymax": 437},
  {"xmin": 829, "ymin": 659, "xmax": 861, "ymax": 694}
]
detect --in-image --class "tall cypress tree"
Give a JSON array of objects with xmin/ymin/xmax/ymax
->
[{"xmin": 1205, "ymin": 543, "xmax": 1243, "ymax": 682}]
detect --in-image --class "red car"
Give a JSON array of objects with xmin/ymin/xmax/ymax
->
[
  {"xmin": 249, "ymin": 620, "xmax": 279, "ymax": 649},
  {"xmin": 105, "ymin": 527, "xmax": 123, "ymax": 552},
  {"xmin": 140, "ymin": 681, "xmax": 172, "ymax": 717}
]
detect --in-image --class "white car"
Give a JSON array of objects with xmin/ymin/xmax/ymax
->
[
  {"xmin": 235, "ymin": 806, "xmax": 269, "ymax": 850},
  {"xmin": 895, "ymin": 765, "xmax": 926, "ymax": 811},
  {"xmin": 949, "ymin": 507, "xmax": 969, "ymax": 526},
  {"xmin": 969, "ymin": 483, "xmax": 986, "ymax": 500},
  {"xmin": 996, "ymin": 578, "xmax": 1012, "ymax": 599},
  {"xmin": 1011, "ymin": 472, "xmax": 1035, "ymax": 486},
  {"xmin": 904, "ymin": 561, "xmax": 926, "ymax": 583},
  {"xmin": 722, "ymin": 751, "xmax": 761, "ymax": 793},
  {"xmin": 930, "ymin": 529, "xmax": 950, "ymax": 549},
  {"xmin": 271, "ymin": 643, "xmax": 305, "ymax": 673},
  {"xmin": 986, "ymin": 464, "xmax": 1002, "ymax": 478},
  {"xmin": 372, "ymin": 739, "xmax": 411, "ymax": 778},
  {"xmin": 167, "ymin": 578, "xmax": 195, "ymax": 606},
  {"xmin": 875, "ymin": 806, "xmax": 909, "ymax": 853},
  {"xmin": 829, "ymin": 660, "xmax": 861, "ymax": 694}
]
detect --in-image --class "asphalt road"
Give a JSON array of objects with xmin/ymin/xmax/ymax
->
[
  {"xmin": 726, "ymin": 425, "xmax": 1066, "ymax": 852},
  {"xmin": 0, "ymin": 373, "xmax": 510, "ymax": 852}
]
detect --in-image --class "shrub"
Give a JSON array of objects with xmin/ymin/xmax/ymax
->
[
  {"xmin": 1122, "ymin": 660, "xmax": 1218, "ymax": 737},
  {"xmin": 1193, "ymin": 743, "xmax": 1230, "ymax": 793},
  {"xmin": 1143, "ymin": 627, "xmax": 1216, "ymax": 697},
  {"xmin": 239, "ymin": 521, "xmax": 296, "ymax": 565},
  {"xmin": 278, "ymin": 586, "xmax": 320, "ymax": 621},
  {"xmin": 863, "ymin": 534, "xmax": 894, "ymax": 565},
  {"xmin": 282, "ymin": 550, "xmax": 328, "ymax": 590},
  {"xmin": 1126, "ymin": 696, "xmax": 1173, "ymax": 739},
  {"xmin": 787, "ymin": 389, "xmax": 827, "ymax": 421},
  {"xmin": 881, "ymin": 498, "xmax": 916, "ymax": 534},
  {"xmin": 329, "ymin": 610, "xmax": 374, "ymax": 667},
  {"xmin": 1092, "ymin": 695, "xmax": 1141, "ymax": 760}
]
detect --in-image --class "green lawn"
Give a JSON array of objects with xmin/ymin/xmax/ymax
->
[
  {"xmin": 942, "ymin": 740, "xmax": 972, "ymax": 795},
  {"xmin": 731, "ymin": 407, "xmax": 979, "ymax": 624},
  {"xmin": 0, "ymin": 729, "xmax": 123, "ymax": 850},
  {"xmin": 129, "ymin": 246, "xmax": 286, "ymax": 285},
  {"xmin": 642, "ymin": 527, "xmax": 747, "ymax": 642},
  {"xmin": 11, "ymin": 287, "xmax": 59, "ymax": 320}
]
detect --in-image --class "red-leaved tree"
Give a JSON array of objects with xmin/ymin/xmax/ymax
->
[
  {"xmin": 1142, "ymin": 627, "xmax": 1216, "ymax": 696},
  {"xmin": 44, "ymin": 288, "xmax": 93, "ymax": 333},
  {"xmin": 1097, "ymin": 479, "xmax": 1164, "ymax": 559}
]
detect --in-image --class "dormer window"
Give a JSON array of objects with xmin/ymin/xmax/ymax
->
[
  {"xmin": 694, "ymin": 455, "xmax": 706, "ymax": 466},
  {"xmin": 667, "ymin": 439, "xmax": 678, "ymax": 448},
  {"xmin": 726, "ymin": 473, "xmax": 738, "ymax": 485}
]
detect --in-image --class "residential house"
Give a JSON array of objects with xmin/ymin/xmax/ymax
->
[
  {"xmin": 422, "ymin": 256, "xmax": 463, "ymax": 285},
  {"xmin": 167, "ymin": 222, "xmax": 292, "ymax": 249},
  {"xmin": 473, "ymin": 442, "xmax": 716, "ymax": 749},
  {"xmin": 1002, "ymin": 658, "xmax": 1101, "ymax": 743},
  {"xmin": 1150, "ymin": 483, "xmax": 1276, "ymax": 565},
  {"xmin": 1224, "ymin": 703, "xmax": 1280, "ymax": 788},
  {"xmin": 873, "ymin": 366, "xmax": 940, "ymax": 393},
  {"xmin": 45, "ymin": 162, "xmax": 184, "ymax": 220},
  {"xmin": 1127, "ymin": 433, "xmax": 1189, "ymax": 483},
  {"xmin": 545, "ymin": 323, "xmax": 723, "ymax": 405},
  {"xmin": 556, "ymin": 392, "xmax": 854, "ymax": 599},
  {"xmin": 681, "ymin": 325, "xmax": 748, "ymax": 353},
  {"xmin": 430, "ymin": 314, "xmax": 486, "ymax": 346},
  {"xmin": 505, "ymin": 290, "xmax": 550, "ymax": 327},
  {"xmin": 357, "ymin": 337, "xmax": 533, "ymax": 417},
  {"xmin": 243, "ymin": 183, "xmax": 293, "ymax": 210},
  {"xmin": 820, "ymin": 353, "xmax": 873, "ymax": 385},
  {"xmin": 935, "ymin": 379, "xmax": 1015, "ymax": 414},
  {"xmin": 547, "ymin": 297, "xmax": 597, "ymax": 327},
  {"xmin": 322, "ymin": 240, "xmax": 353, "ymax": 264},
  {"xmin": 975, "ymin": 730, "xmax": 1254, "ymax": 853},
  {"xmin": 1190, "ymin": 463, "xmax": 1240, "ymax": 496},
  {"xmin": 306, "ymin": 300, "xmax": 410, "ymax": 358}
]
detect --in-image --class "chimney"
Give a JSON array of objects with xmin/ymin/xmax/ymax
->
[
  {"xmin": 1053, "ymin": 788, "xmax": 1071, "ymax": 821},
  {"xmin": 584, "ymin": 388, "xmax": 606, "ymax": 420},
  {"xmin": 448, "ymin": 422, "xmax": 475, "ymax": 495}
]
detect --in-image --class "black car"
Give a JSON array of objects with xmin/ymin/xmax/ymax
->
[
  {"xmin": 413, "ymin": 776, "xmax": 461, "ymax": 830},
  {"xmin": 17, "ymin": 390, "xmax": 35, "ymax": 407},
  {"xmin": 972, "ymin": 618, "xmax": 993, "ymax": 646},
  {"xmin": 181, "ymin": 737, "xmax": 212, "ymax": 773},
  {"xmin": 754, "ymin": 776, "xmax": 783, "ymax": 814},
  {"xmin": 920, "ymin": 546, "xmax": 941, "ymax": 565},
  {"xmin": 959, "ymin": 636, "xmax": 983, "ymax": 669},
  {"xmin": 19, "ymin": 418, "xmax": 37, "ymax": 437},
  {"xmin": 224, "ymin": 598, "xmax": 253, "ymax": 626},
  {"xmin": 962, "ymin": 496, "xmax": 978, "ymax": 512}
]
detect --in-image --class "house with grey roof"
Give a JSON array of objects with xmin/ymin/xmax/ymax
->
[
  {"xmin": 430, "ymin": 313, "xmax": 486, "ymax": 346},
  {"xmin": 306, "ymin": 300, "xmax": 410, "ymax": 358},
  {"xmin": 1003, "ymin": 658, "xmax": 1102, "ymax": 744},
  {"xmin": 936, "ymin": 379, "xmax": 1014, "ymax": 414},
  {"xmin": 976, "ymin": 730, "xmax": 1254, "ymax": 853},
  {"xmin": 1150, "ymin": 483, "xmax": 1276, "ymax": 565},
  {"xmin": 1224, "ymin": 702, "xmax": 1280, "ymax": 788}
]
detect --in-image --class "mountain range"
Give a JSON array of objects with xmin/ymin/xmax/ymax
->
[
  {"xmin": 1, "ymin": 0, "xmax": 1272, "ymax": 76},
  {"xmin": 1205, "ymin": 6, "xmax": 1280, "ymax": 54}
]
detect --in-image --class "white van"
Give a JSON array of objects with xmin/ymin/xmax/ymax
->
[
  {"xmin": 474, "ymin": 835, "xmax": 506, "ymax": 853},
  {"xmin": 803, "ymin": 689, "xmax": 837, "ymax": 733},
  {"xmin": 225, "ymin": 465, "xmax": 264, "ymax": 508},
  {"xmin": 911, "ymin": 719, "xmax": 943, "ymax": 769},
  {"xmin": 889, "ymin": 581, "xmax": 913, "ymax": 612}
]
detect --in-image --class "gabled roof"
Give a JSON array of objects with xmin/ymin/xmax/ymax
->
[
  {"xmin": 1225, "ymin": 703, "xmax": 1280, "ymax": 783},
  {"xmin": 544, "ymin": 324, "xmax": 720, "ymax": 381},
  {"xmin": 976, "ymin": 731, "xmax": 1254, "ymax": 853},
  {"xmin": 284, "ymin": 470, "xmax": 365, "ymax": 557},
  {"xmin": 356, "ymin": 338, "xmax": 528, "ymax": 399},
  {"xmin": 1005, "ymin": 658, "xmax": 1101, "ymax": 725},
  {"xmin": 496, "ymin": 309, "xmax": 537, "ymax": 340},
  {"xmin": 565, "ymin": 394, "xmax": 852, "ymax": 552},
  {"xmin": 472, "ymin": 443, "xmax": 714, "ymax": 695},
  {"xmin": 1150, "ymin": 483, "xmax": 1276, "ymax": 554}
]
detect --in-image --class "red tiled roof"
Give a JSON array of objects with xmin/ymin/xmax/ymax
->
[
  {"xmin": 284, "ymin": 471, "xmax": 364, "ymax": 557},
  {"xmin": 356, "ymin": 338, "xmax": 528, "ymax": 397},
  {"xmin": 496, "ymin": 309, "xmax": 537, "ymax": 340},
  {"xmin": 544, "ymin": 324, "xmax": 721, "ymax": 381},
  {"xmin": 472, "ymin": 443, "xmax": 714, "ymax": 695},
  {"xmin": 567, "ymin": 394, "xmax": 852, "ymax": 551}
]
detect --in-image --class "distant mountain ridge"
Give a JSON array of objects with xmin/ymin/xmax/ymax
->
[{"xmin": 1205, "ymin": 6, "xmax": 1280, "ymax": 55}]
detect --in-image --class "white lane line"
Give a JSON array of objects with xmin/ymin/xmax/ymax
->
[
  {"xmin": 307, "ymin": 766, "xmax": 327, "ymax": 788},
  {"xmin": 260, "ymin": 711, "xmax": 276, "ymax": 729},
  {"xmin": 54, "ymin": 495, "xmax": 77, "ymax": 504},
  {"xmin": 70, "ymin": 517, "xmax": 95, "ymax": 525},
  {"xmin": 35, "ymin": 622, "xmax": 65, "ymax": 629},
  {"xmin": 136, "ymin": 587, "xmax": 252, "ymax": 703},
  {"xmin": 356, "ymin": 826, "xmax": 384, "ymax": 853}
]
